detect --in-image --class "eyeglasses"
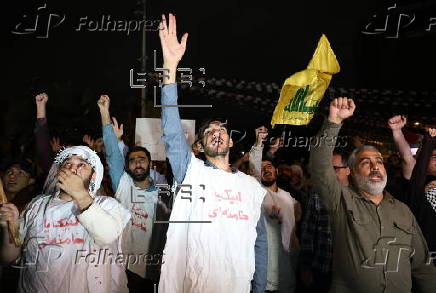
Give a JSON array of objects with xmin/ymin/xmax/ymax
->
[{"xmin": 333, "ymin": 166, "xmax": 348, "ymax": 170}]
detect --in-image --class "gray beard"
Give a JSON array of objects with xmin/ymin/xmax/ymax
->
[{"xmin": 353, "ymin": 173, "xmax": 387, "ymax": 195}]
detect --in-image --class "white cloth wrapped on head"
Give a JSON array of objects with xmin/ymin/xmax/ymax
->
[{"xmin": 43, "ymin": 145, "xmax": 104, "ymax": 197}]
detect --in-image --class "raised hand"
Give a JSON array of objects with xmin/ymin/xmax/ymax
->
[
  {"xmin": 82, "ymin": 135, "xmax": 95, "ymax": 149},
  {"xmin": 35, "ymin": 93, "xmax": 49, "ymax": 118},
  {"xmin": 97, "ymin": 95, "xmax": 111, "ymax": 125},
  {"xmin": 268, "ymin": 137, "xmax": 283, "ymax": 154},
  {"xmin": 50, "ymin": 137, "xmax": 62, "ymax": 153},
  {"xmin": 111, "ymin": 117, "xmax": 124, "ymax": 141},
  {"xmin": 388, "ymin": 115, "xmax": 407, "ymax": 131},
  {"xmin": 428, "ymin": 128, "xmax": 436, "ymax": 137},
  {"xmin": 35, "ymin": 93, "xmax": 48, "ymax": 105},
  {"xmin": 159, "ymin": 13, "xmax": 188, "ymax": 84},
  {"xmin": 97, "ymin": 95, "xmax": 110, "ymax": 112},
  {"xmin": 255, "ymin": 126, "xmax": 268, "ymax": 146},
  {"xmin": 328, "ymin": 97, "xmax": 355, "ymax": 124}
]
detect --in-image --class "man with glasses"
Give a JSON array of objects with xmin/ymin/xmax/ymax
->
[{"xmin": 300, "ymin": 152, "xmax": 349, "ymax": 293}]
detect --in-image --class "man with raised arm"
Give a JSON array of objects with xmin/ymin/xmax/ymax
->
[
  {"xmin": 98, "ymin": 95, "xmax": 163, "ymax": 292},
  {"xmin": 309, "ymin": 97, "xmax": 436, "ymax": 293},
  {"xmin": 157, "ymin": 14, "xmax": 267, "ymax": 293}
]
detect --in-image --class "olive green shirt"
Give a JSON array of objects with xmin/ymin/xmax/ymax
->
[{"xmin": 309, "ymin": 120, "xmax": 436, "ymax": 293}]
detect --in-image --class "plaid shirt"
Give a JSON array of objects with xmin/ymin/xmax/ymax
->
[{"xmin": 300, "ymin": 192, "xmax": 333, "ymax": 274}]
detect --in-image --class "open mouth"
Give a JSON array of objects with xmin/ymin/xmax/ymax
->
[
  {"xmin": 369, "ymin": 173, "xmax": 383, "ymax": 181},
  {"xmin": 211, "ymin": 138, "xmax": 224, "ymax": 147},
  {"xmin": 134, "ymin": 168, "xmax": 145, "ymax": 174}
]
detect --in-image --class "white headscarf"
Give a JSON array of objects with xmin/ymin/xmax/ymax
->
[{"xmin": 43, "ymin": 146, "xmax": 104, "ymax": 198}]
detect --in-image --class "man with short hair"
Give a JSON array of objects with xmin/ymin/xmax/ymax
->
[
  {"xmin": 1, "ymin": 161, "xmax": 36, "ymax": 211},
  {"xmin": 157, "ymin": 13, "xmax": 267, "ymax": 293},
  {"xmin": 98, "ymin": 95, "xmax": 163, "ymax": 291},
  {"xmin": 300, "ymin": 152, "xmax": 349, "ymax": 293},
  {"xmin": 249, "ymin": 127, "xmax": 301, "ymax": 292},
  {"xmin": 0, "ymin": 146, "xmax": 130, "ymax": 293},
  {"xmin": 309, "ymin": 97, "xmax": 436, "ymax": 292}
]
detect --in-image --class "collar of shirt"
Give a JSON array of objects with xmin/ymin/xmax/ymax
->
[
  {"xmin": 132, "ymin": 176, "xmax": 158, "ymax": 192},
  {"xmin": 204, "ymin": 160, "xmax": 238, "ymax": 174},
  {"xmin": 349, "ymin": 185, "xmax": 395, "ymax": 205}
]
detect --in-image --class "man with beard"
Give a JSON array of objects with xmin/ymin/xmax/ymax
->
[
  {"xmin": 157, "ymin": 14, "xmax": 267, "ymax": 293},
  {"xmin": 98, "ymin": 95, "xmax": 160, "ymax": 292},
  {"xmin": 300, "ymin": 152, "xmax": 349, "ymax": 293},
  {"xmin": 309, "ymin": 97, "xmax": 436, "ymax": 292},
  {"xmin": 0, "ymin": 146, "xmax": 130, "ymax": 292},
  {"xmin": 260, "ymin": 159, "xmax": 301, "ymax": 292},
  {"xmin": 248, "ymin": 127, "xmax": 301, "ymax": 292}
]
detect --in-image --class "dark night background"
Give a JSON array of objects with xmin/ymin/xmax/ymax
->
[{"xmin": 1, "ymin": 0, "xmax": 435, "ymax": 157}]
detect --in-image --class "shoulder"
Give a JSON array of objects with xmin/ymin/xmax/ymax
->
[{"xmin": 23, "ymin": 194, "xmax": 52, "ymax": 212}]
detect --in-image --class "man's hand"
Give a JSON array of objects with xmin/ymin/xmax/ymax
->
[
  {"xmin": 328, "ymin": 97, "xmax": 355, "ymax": 124},
  {"xmin": 97, "ymin": 95, "xmax": 110, "ymax": 112},
  {"xmin": 50, "ymin": 137, "xmax": 62, "ymax": 153},
  {"xmin": 0, "ymin": 203, "xmax": 19, "ymax": 228},
  {"xmin": 428, "ymin": 128, "xmax": 436, "ymax": 137},
  {"xmin": 82, "ymin": 135, "xmax": 95, "ymax": 149},
  {"xmin": 268, "ymin": 137, "xmax": 283, "ymax": 154},
  {"xmin": 388, "ymin": 115, "xmax": 407, "ymax": 131},
  {"xmin": 97, "ymin": 95, "xmax": 111, "ymax": 126},
  {"xmin": 254, "ymin": 126, "xmax": 268, "ymax": 147},
  {"xmin": 56, "ymin": 169, "xmax": 93, "ymax": 211},
  {"xmin": 159, "ymin": 13, "xmax": 188, "ymax": 84},
  {"xmin": 111, "ymin": 117, "xmax": 124, "ymax": 141},
  {"xmin": 35, "ymin": 93, "xmax": 49, "ymax": 118}
]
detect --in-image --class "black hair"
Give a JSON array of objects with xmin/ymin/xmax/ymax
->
[
  {"xmin": 125, "ymin": 146, "xmax": 151, "ymax": 166},
  {"xmin": 261, "ymin": 157, "xmax": 279, "ymax": 168},
  {"xmin": 333, "ymin": 151, "xmax": 349, "ymax": 167},
  {"xmin": 3, "ymin": 159, "xmax": 36, "ymax": 178},
  {"xmin": 197, "ymin": 117, "xmax": 230, "ymax": 147}
]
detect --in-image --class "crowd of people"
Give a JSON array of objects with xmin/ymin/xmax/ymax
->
[{"xmin": 1, "ymin": 13, "xmax": 436, "ymax": 293}]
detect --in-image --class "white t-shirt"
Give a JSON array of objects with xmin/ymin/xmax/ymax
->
[
  {"xmin": 262, "ymin": 188, "xmax": 297, "ymax": 291},
  {"xmin": 159, "ymin": 154, "xmax": 266, "ymax": 293},
  {"xmin": 18, "ymin": 194, "xmax": 130, "ymax": 293},
  {"xmin": 115, "ymin": 172, "xmax": 159, "ymax": 278}
]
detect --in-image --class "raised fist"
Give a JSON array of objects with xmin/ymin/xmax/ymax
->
[
  {"xmin": 35, "ymin": 93, "xmax": 49, "ymax": 105},
  {"xmin": 388, "ymin": 115, "xmax": 407, "ymax": 131},
  {"xmin": 97, "ymin": 95, "xmax": 110, "ymax": 112},
  {"xmin": 328, "ymin": 97, "xmax": 355, "ymax": 124}
]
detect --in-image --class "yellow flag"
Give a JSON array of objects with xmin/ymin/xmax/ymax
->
[{"xmin": 271, "ymin": 34, "xmax": 340, "ymax": 127}]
